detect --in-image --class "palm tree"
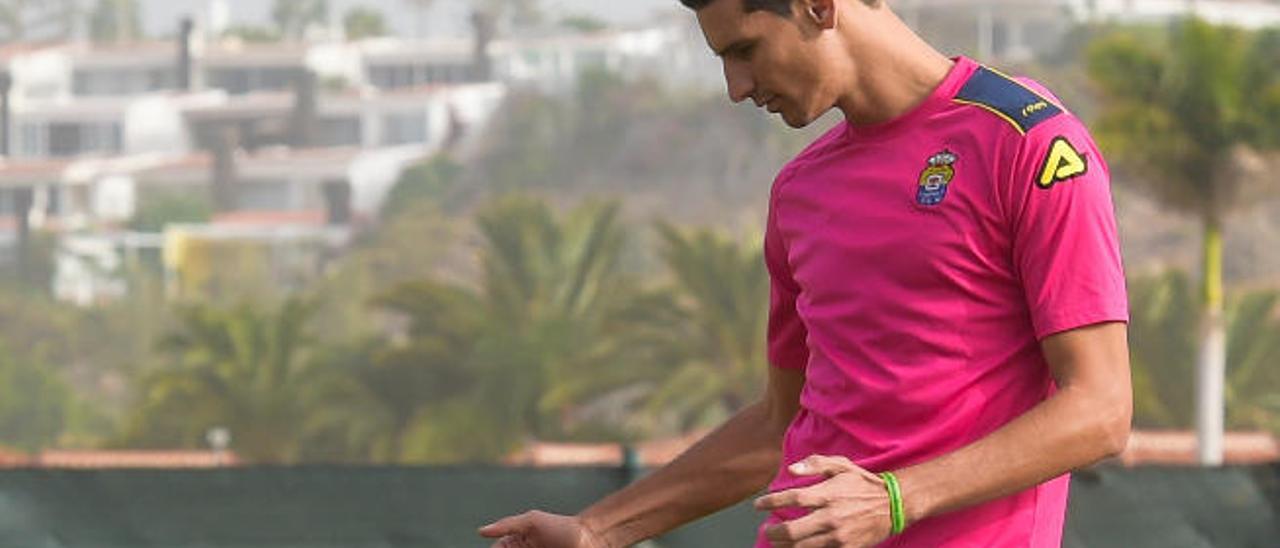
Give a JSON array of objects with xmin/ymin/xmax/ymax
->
[
  {"xmin": 119, "ymin": 298, "xmax": 320, "ymax": 463},
  {"xmin": 271, "ymin": 0, "xmax": 328, "ymax": 41},
  {"xmin": 366, "ymin": 278, "xmax": 515, "ymax": 463},
  {"xmin": 89, "ymin": 0, "xmax": 141, "ymax": 43},
  {"xmin": 641, "ymin": 223, "xmax": 768, "ymax": 432},
  {"xmin": 1222, "ymin": 288, "xmax": 1280, "ymax": 433},
  {"xmin": 302, "ymin": 280, "xmax": 485, "ymax": 463},
  {"xmin": 0, "ymin": 0, "xmax": 28, "ymax": 41},
  {"xmin": 356, "ymin": 195, "xmax": 665, "ymax": 462},
  {"xmin": 470, "ymin": 0, "xmax": 541, "ymax": 78},
  {"xmin": 1087, "ymin": 19, "xmax": 1280, "ymax": 464},
  {"xmin": 0, "ymin": 343, "xmax": 74, "ymax": 452},
  {"xmin": 342, "ymin": 7, "xmax": 387, "ymax": 40},
  {"xmin": 1127, "ymin": 270, "xmax": 1280, "ymax": 436},
  {"xmin": 470, "ymin": 195, "xmax": 659, "ymax": 439},
  {"xmin": 0, "ymin": 0, "xmax": 79, "ymax": 42},
  {"xmin": 1127, "ymin": 270, "xmax": 1197, "ymax": 429}
]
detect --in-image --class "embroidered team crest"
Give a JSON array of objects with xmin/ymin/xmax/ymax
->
[{"xmin": 916, "ymin": 150, "xmax": 958, "ymax": 206}]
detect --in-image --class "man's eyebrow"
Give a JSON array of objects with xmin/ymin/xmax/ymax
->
[{"xmin": 713, "ymin": 39, "xmax": 750, "ymax": 58}]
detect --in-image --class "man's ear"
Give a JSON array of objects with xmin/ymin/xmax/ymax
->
[{"xmin": 801, "ymin": 0, "xmax": 838, "ymax": 30}]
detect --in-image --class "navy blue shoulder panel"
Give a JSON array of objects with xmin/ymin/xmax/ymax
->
[{"xmin": 953, "ymin": 66, "xmax": 1063, "ymax": 135}]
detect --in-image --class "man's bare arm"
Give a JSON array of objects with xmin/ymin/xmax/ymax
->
[
  {"xmin": 895, "ymin": 321, "xmax": 1131, "ymax": 524},
  {"xmin": 481, "ymin": 365, "xmax": 804, "ymax": 547},
  {"xmin": 754, "ymin": 322, "xmax": 1131, "ymax": 546},
  {"xmin": 582, "ymin": 365, "xmax": 805, "ymax": 546}
]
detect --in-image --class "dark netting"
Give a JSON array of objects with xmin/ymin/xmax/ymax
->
[{"xmin": 0, "ymin": 465, "xmax": 1276, "ymax": 547}]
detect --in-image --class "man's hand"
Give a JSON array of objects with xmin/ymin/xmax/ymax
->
[
  {"xmin": 478, "ymin": 511, "xmax": 609, "ymax": 548},
  {"xmin": 754, "ymin": 455, "xmax": 893, "ymax": 548}
]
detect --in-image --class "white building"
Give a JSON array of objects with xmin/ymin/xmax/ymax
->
[
  {"xmin": 0, "ymin": 80, "xmax": 504, "ymax": 305},
  {"xmin": 900, "ymin": 0, "xmax": 1280, "ymax": 62},
  {"xmin": 1076, "ymin": 0, "xmax": 1280, "ymax": 29},
  {"xmin": 494, "ymin": 24, "xmax": 706, "ymax": 92},
  {"xmin": 359, "ymin": 38, "xmax": 486, "ymax": 89},
  {"xmin": 0, "ymin": 144, "xmax": 423, "ymax": 305},
  {"xmin": 176, "ymin": 82, "xmax": 504, "ymax": 151}
]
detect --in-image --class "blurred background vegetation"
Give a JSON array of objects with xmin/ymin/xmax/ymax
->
[{"xmin": 0, "ymin": 3, "xmax": 1278, "ymax": 465}]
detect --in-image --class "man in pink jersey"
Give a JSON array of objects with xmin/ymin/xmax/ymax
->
[{"xmin": 480, "ymin": 1, "xmax": 1132, "ymax": 547}]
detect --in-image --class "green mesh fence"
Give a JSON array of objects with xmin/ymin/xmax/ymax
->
[{"xmin": 0, "ymin": 465, "xmax": 1275, "ymax": 547}]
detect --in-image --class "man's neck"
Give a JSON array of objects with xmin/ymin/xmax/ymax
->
[{"xmin": 834, "ymin": 15, "xmax": 954, "ymax": 128}]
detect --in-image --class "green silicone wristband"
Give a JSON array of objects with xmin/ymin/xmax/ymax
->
[{"xmin": 879, "ymin": 471, "xmax": 906, "ymax": 535}]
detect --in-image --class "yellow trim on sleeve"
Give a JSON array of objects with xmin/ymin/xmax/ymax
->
[
  {"xmin": 984, "ymin": 65, "xmax": 1064, "ymax": 111},
  {"xmin": 951, "ymin": 97, "xmax": 1028, "ymax": 135}
]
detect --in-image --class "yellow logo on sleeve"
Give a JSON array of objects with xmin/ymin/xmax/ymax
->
[
  {"xmin": 1037, "ymin": 136, "xmax": 1088, "ymax": 189},
  {"xmin": 1021, "ymin": 101, "xmax": 1050, "ymax": 118}
]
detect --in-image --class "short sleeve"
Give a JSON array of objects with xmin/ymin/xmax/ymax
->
[
  {"xmin": 1004, "ymin": 115, "xmax": 1129, "ymax": 340},
  {"xmin": 765, "ymin": 187, "xmax": 809, "ymax": 370}
]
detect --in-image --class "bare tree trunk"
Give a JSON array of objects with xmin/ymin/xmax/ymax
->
[
  {"xmin": 976, "ymin": 4, "xmax": 993, "ymax": 61},
  {"xmin": 470, "ymin": 10, "xmax": 496, "ymax": 81},
  {"xmin": 1195, "ymin": 217, "xmax": 1226, "ymax": 466},
  {"xmin": 212, "ymin": 124, "xmax": 240, "ymax": 212},
  {"xmin": 289, "ymin": 69, "xmax": 318, "ymax": 148},
  {"xmin": 4, "ymin": 0, "xmax": 28, "ymax": 42},
  {"xmin": 114, "ymin": 0, "xmax": 128, "ymax": 42}
]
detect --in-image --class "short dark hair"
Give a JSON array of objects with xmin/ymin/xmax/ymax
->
[
  {"xmin": 678, "ymin": 0, "xmax": 795, "ymax": 17},
  {"xmin": 677, "ymin": 0, "xmax": 879, "ymax": 15}
]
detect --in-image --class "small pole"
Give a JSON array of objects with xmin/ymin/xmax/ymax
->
[
  {"xmin": 621, "ymin": 444, "xmax": 641, "ymax": 484},
  {"xmin": 207, "ymin": 427, "xmax": 232, "ymax": 467}
]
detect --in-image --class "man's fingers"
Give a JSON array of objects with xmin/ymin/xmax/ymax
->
[
  {"xmin": 755, "ymin": 486, "xmax": 826, "ymax": 511},
  {"xmin": 763, "ymin": 511, "xmax": 832, "ymax": 543},
  {"xmin": 494, "ymin": 535, "xmax": 534, "ymax": 548},
  {"xmin": 478, "ymin": 512, "xmax": 532, "ymax": 538},
  {"xmin": 792, "ymin": 533, "xmax": 839, "ymax": 548},
  {"xmin": 789, "ymin": 454, "xmax": 856, "ymax": 477}
]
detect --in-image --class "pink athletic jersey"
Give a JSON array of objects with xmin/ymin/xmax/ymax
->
[{"xmin": 757, "ymin": 57, "xmax": 1127, "ymax": 547}]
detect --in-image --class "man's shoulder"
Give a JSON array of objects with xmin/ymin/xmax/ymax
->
[
  {"xmin": 951, "ymin": 66, "xmax": 1067, "ymax": 137},
  {"xmin": 796, "ymin": 121, "xmax": 850, "ymax": 163},
  {"xmin": 948, "ymin": 66, "xmax": 1101, "ymax": 182},
  {"xmin": 774, "ymin": 122, "xmax": 850, "ymax": 189}
]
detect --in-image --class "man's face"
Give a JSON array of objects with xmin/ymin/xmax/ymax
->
[{"xmin": 696, "ymin": 0, "xmax": 837, "ymax": 128}]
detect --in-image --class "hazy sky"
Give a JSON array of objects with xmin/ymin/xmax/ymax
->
[{"xmin": 140, "ymin": 0, "xmax": 683, "ymax": 39}]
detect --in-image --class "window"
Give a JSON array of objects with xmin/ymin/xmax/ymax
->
[
  {"xmin": 207, "ymin": 69, "xmax": 250, "ymax": 95},
  {"xmin": 48, "ymin": 123, "xmax": 83, "ymax": 157},
  {"xmin": 235, "ymin": 180, "xmax": 292, "ymax": 210},
  {"xmin": 46, "ymin": 122, "xmax": 123, "ymax": 157},
  {"xmin": 0, "ymin": 189, "xmax": 15, "ymax": 216},
  {"xmin": 208, "ymin": 67, "xmax": 297, "ymax": 95},
  {"xmin": 147, "ymin": 68, "xmax": 177, "ymax": 91},
  {"xmin": 17, "ymin": 122, "xmax": 46, "ymax": 158},
  {"xmin": 370, "ymin": 62, "xmax": 477, "ymax": 89},
  {"xmin": 381, "ymin": 111, "xmax": 428, "ymax": 145},
  {"xmin": 258, "ymin": 68, "xmax": 296, "ymax": 92},
  {"xmin": 73, "ymin": 68, "xmax": 167, "ymax": 96},
  {"xmin": 368, "ymin": 66, "xmax": 391, "ymax": 88},
  {"xmin": 370, "ymin": 65, "xmax": 416, "ymax": 89},
  {"xmin": 45, "ymin": 185, "xmax": 62, "ymax": 216},
  {"xmin": 317, "ymin": 117, "xmax": 362, "ymax": 147},
  {"xmin": 85, "ymin": 123, "xmax": 123, "ymax": 154}
]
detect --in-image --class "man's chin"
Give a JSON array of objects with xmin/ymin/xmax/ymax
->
[{"xmin": 779, "ymin": 109, "xmax": 813, "ymax": 129}]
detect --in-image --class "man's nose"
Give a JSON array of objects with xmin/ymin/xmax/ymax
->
[{"xmin": 723, "ymin": 60, "xmax": 754, "ymax": 104}]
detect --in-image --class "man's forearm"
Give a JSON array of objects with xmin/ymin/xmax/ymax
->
[
  {"xmin": 895, "ymin": 323, "xmax": 1131, "ymax": 525},
  {"xmin": 895, "ymin": 375, "xmax": 1130, "ymax": 525},
  {"xmin": 579, "ymin": 401, "xmax": 787, "ymax": 547}
]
